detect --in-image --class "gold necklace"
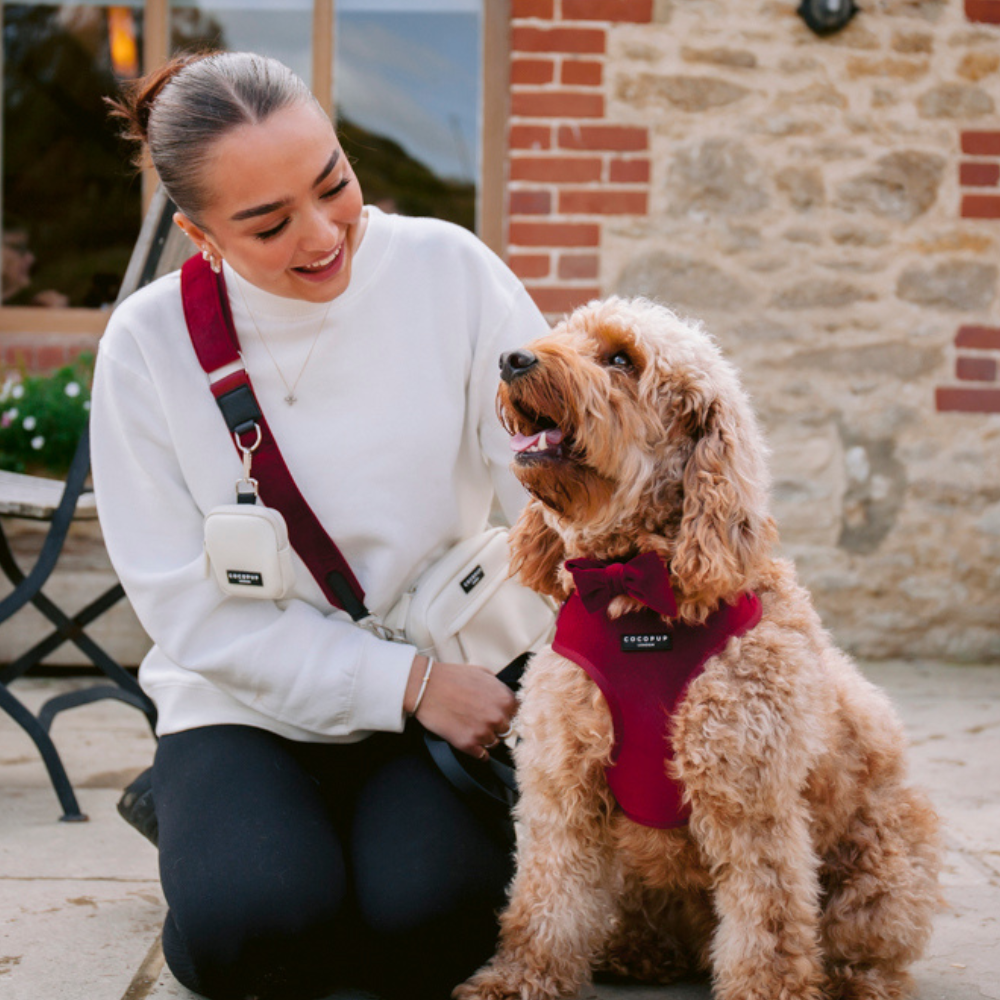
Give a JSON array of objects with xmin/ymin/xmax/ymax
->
[{"xmin": 234, "ymin": 278, "xmax": 333, "ymax": 405}]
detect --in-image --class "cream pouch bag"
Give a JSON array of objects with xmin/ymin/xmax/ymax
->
[
  {"xmin": 204, "ymin": 504, "xmax": 296, "ymax": 601},
  {"xmin": 380, "ymin": 527, "xmax": 556, "ymax": 673}
]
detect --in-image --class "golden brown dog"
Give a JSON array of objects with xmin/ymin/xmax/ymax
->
[{"xmin": 456, "ymin": 297, "xmax": 940, "ymax": 1000}]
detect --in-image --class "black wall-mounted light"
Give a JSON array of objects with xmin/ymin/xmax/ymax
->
[{"xmin": 797, "ymin": 0, "xmax": 858, "ymax": 35}]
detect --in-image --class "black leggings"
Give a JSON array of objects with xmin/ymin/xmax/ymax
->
[{"xmin": 153, "ymin": 724, "xmax": 514, "ymax": 1000}]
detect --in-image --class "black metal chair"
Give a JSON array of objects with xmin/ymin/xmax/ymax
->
[{"xmin": 0, "ymin": 187, "xmax": 190, "ymax": 821}]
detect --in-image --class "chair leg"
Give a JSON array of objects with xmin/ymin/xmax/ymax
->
[
  {"xmin": 37, "ymin": 685, "xmax": 153, "ymax": 733},
  {"xmin": 0, "ymin": 684, "xmax": 87, "ymax": 822}
]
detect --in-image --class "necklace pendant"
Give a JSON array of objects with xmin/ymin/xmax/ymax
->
[{"xmin": 284, "ymin": 393, "xmax": 297, "ymax": 405}]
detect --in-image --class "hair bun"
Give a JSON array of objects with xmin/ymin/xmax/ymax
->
[{"xmin": 106, "ymin": 51, "xmax": 213, "ymax": 150}]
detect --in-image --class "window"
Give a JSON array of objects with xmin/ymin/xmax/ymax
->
[{"xmin": 0, "ymin": 0, "xmax": 505, "ymax": 333}]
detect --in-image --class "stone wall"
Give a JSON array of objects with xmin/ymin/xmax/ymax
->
[{"xmin": 506, "ymin": 0, "xmax": 1000, "ymax": 660}]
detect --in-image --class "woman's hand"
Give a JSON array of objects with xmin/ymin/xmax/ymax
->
[{"xmin": 404, "ymin": 655, "xmax": 517, "ymax": 760}]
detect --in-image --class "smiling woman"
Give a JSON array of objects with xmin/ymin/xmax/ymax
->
[{"xmin": 91, "ymin": 48, "xmax": 550, "ymax": 1000}]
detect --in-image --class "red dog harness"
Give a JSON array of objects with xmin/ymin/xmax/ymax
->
[{"xmin": 552, "ymin": 553, "xmax": 762, "ymax": 828}]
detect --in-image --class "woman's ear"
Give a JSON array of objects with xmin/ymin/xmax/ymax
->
[
  {"xmin": 670, "ymin": 393, "xmax": 776, "ymax": 618},
  {"xmin": 509, "ymin": 500, "xmax": 570, "ymax": 602},
  {"xmin": 173, "ymin": 212, "xmax": 215, "ymax": 256}
]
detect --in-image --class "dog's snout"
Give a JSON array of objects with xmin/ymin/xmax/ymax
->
[{"xmin": 500, "ymin": 349, "xmax": 539, "ymax": 384}]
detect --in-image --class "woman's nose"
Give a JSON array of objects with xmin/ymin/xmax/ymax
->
[{"xmin": 300, "ymin": 205, "xmax": 342, "ymax": 249}]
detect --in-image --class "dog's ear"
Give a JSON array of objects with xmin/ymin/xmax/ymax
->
[
  {"xmin": 509, "ymin": 500, "xmax": 570, "ymax": 601},
  {"xmin": 671, "ymin": 390, "xmax": 776, "ymax": 617}
]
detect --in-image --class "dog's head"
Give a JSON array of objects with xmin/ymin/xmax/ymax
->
[{"xmin": 500, "ymin": 297, "xmax": 776, "ymax": 622}]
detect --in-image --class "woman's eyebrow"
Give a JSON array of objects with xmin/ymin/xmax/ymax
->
[
  {"xmin": 229, "ymin": 150, "xmax": 341, "ymax": 222},
  {"xmin": 313, "ymin": 149, "xmax": 339, "ymax": 187}
]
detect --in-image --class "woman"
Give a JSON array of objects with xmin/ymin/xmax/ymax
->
[{"xmin": 95, "ymin": 51, "xmax": 550, "ymax": 1000}]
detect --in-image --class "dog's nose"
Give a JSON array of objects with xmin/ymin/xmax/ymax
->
[{"xmin": 500, "ymin": 349, "xmax": 539, "ymax": 384}]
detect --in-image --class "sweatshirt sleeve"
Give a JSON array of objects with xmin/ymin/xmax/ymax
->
[
  {"xmin": 90, "ymin": 336, "xmax": 416, "ymax": 738},
  {"xmin": 470, "ymin": 280, "xmax": 552, "ymax": 526}
]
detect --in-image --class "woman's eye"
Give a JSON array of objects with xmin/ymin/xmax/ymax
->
[
  {"xmin": 320, "ymin": 178, "xmax": 350, "ymax": 200},
  {"xmin": 254, "ymin": 218, "xmax": 290, "ymax": 241}
]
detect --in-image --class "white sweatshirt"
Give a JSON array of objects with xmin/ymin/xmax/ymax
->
[{"xmin": 91, "ymin": 207, "xmax": 550, "ymax": 741}]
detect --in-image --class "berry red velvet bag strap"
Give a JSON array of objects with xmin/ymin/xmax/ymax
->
[{"xmin": 180, "ymin": 253, "xmax": 369, "ymax": 620}]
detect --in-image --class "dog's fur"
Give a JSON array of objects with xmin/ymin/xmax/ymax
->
[{"xmin": 456, "ymin": 298, "xmax": 941, "ymax": 1000}]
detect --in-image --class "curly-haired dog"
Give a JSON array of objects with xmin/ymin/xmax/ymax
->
[{"xmin": 456, "ymin": 298, "xmax": 940, "ymax": 1000}]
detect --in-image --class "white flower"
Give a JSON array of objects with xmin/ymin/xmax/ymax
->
[
  {"xmin": 11, "ymin": 384, "xmax": 24, "ymax": 399},
  {"xmin": 0, "ymin": 376, "xmax": 16, "ymax": 402},
  {"xmin": 84, "ymin": 400, "xmax": 91, "ymax": 411},
  {"xmin": 30, "ymin": 435, "xmax": 45, "ymax": 450},
  {"xmin": 65, "ymin": 381, "xmax": 81, "ymax": 398},
  {"xmin": 5, "ymin": 407, "xmax": 18, "ymax": 422},
  {"xmin": 22, "ymin": 416, "xmax": 36, "ymax": 431}
]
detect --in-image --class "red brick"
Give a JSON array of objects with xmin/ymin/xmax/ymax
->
[
  {"xmin": 511, "ymin": 90, "xmax": 605, "ymax": 118},
  {"xmin": 527, "ymin": 284, "xmax": 602, "ymax": 315},
  {"xmin": 508, "ymin": 253, "xmax": 552, "ymax": 280},
  {"xmin": 936, "ymin": 386, "xmax": 1000, "ymax": 412},
  {"xmin": 609, "ymin": 157, "xmax": 651, "ymax": 183},
  {"xmin": 558, "ymin": 253, "xmax": 600, "ymax": 280},
  {"xmin": 961, "ymin": 131, "xmax": 1000, "ymax": 155},
  {"xmin": 561, "ymin": 60, "xmax": 603, "ymax": 86},
  {"xmin": 509, "ymin": 221, "xmax": 601, "ymax": 247},
  {"xmin": 512, "ymin": 58, "xmax": 555, "ymax": 85},
  {"xmin": 558, "ymin": 124, "xmax": 648, "ymax": 151},
  {"xmin": 511, "ymin": 155, "xmax": 603, "ymax": 182},
  {"xmin": 956, "ymin": 324, "xmax": 1000, "ymax": 349},
  {"xmin": 965, "ymin": 0, "xmax": 1000, "ymax": 22},
  {"xmin": 957, "ymin": 356, "xmax": 998, "ymax": 381},
  {"xmin": 562, "ymin": 0, "xmax": 654, "ymax": 21},
  {"xmin": 960, "ymin": 161, "xmax": 1000, "ymax": 186},
  {"xmin": 558, "ymin": 189, "xmax": 649, "ymax": 214},
  {"xmin": 510, "ymin": 189, "xmax": 552, "ymax": 214},
  {"xmin": 512, "ymin": 26, "xmax": 606, "ymax": 54},
  {"xmin": 513, "ymin": 0, "xmax": 554, "ymax": 16},
  {"xmin": 961, "ymin": 194, "xmax": 1000, "ymax": 218},
  {"xmin": 509, "ymin": 124, "xmax": 552, "ymax": 150},
  {"xmin": 36, "ymin": 345, "xmax": 71, "ymax": 372},
  {"xmin": 2, "ymin": 344, "xmax": 32, "ymax": 369}
]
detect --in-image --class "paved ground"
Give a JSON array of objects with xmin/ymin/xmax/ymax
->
[{"xmin": 1, "ymin": 660, "xmax": 999, "ymax": 1000}]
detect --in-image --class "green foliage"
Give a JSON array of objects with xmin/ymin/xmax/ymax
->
[{"xmin": 0, "ymin": 355, "xmax": 93, "ymax": 477}]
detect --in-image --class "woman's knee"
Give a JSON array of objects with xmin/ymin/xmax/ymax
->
[{"xmin": 163, "ymin": 884, "xmax": 351, "ymax": 1000}]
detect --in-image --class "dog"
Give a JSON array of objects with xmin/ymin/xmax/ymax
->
[{"xmin": 455, "ymin": 297, "xmax": 941, "ymax": 1000}]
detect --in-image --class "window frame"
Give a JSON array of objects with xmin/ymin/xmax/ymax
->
[{"xmin": 0, "ymin": 0, "xmax": 508, "ymax": 335}]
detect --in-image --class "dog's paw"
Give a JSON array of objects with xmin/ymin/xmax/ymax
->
[{"xmin": 453, "ymin": 962, "xmax": 566, "ymax": 1000}]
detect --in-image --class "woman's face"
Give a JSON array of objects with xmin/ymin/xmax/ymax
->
[{"xmin": 175, "ymin": 101, "xmax": 365, "ymax": 303}]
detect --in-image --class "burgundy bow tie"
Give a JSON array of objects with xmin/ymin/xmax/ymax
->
[{"xmin": 565, "ymin": 552, "xmax": 678, "ymax": 617}]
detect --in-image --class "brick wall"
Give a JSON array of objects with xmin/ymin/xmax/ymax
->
[
  {"xmin": 506, "ymin": 0, "xmax": 653, "ymax": 317},
  {"xmin": 934, "ymin": 0, "xmax": 1000, "ymax": 414}
]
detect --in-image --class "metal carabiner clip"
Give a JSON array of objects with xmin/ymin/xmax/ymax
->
[{"xmin": 234, "ymin": 424, "xmax": 263, "ymax": 502}]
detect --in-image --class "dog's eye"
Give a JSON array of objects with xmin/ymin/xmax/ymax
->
[{"xmin": 607, "ymin": 350, "xmax": 634, "ymax": 371}]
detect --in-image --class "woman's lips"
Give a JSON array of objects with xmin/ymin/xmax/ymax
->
[{"xmin": 292, "ymin": 244, "xmax": 344, "ymax": 282}]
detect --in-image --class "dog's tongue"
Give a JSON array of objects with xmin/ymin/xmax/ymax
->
[{"xmin": 511, "ymin": 428, "xmax": 564, "ymax": 454}]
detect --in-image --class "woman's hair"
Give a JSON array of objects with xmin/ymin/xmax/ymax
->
[{"xmin": 107, "ymin": 51, "xmax": 320, "ymax": 224}]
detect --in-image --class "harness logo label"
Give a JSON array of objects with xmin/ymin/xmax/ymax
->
[
  {"xmin": 227, "ymin": 570, "xmax": 264, "ymax": 587},
  {"xmin": 621, "ymin": 632, "xmax": 673, "ymax": 652},
  {"xmin": 460, "ymin": 565, "xmax": 485, "ymax": 594}
]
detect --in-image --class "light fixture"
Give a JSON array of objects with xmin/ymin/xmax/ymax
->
[{"xmin": 797, "ymin": 0, "xmax": 858, "ymax": 35}]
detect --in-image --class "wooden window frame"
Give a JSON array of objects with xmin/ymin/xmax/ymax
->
[{"xmin": 0, "ymin": 0, "xmax": 508, "ymax": 335}]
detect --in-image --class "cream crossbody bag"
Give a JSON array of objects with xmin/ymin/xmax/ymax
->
[{"xmin": 377, "ymin": 526, "xmax": 556, "ymax": 672}]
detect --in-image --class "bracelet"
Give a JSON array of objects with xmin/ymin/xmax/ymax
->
[{"xmin": 410, "ymin": 658, "xmax": 435, "ymax": 717}]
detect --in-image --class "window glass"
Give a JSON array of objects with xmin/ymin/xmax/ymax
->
[
  {"xmin": 2, "ymin": 1, "xmax": 145, "ymax": 308},
  {"xmin": 336, "ymin": 0, "xmax": 480, "ymax": 231},
  {"xmin": 169, "ymin": 0, "xmax": 312, "ymax": 82}
]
